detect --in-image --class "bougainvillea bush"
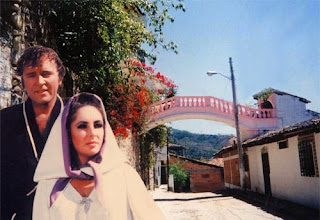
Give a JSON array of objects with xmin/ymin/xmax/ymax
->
[{"xmin": 108, "ymin": 59, "xmax": 178, "ymax": 138}]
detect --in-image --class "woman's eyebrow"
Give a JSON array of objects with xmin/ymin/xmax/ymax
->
[{"xmin": 75, "ymin": 121, "xmax": 88, "ymax": 126}]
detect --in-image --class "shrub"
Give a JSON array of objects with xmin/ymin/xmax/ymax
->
[{"xmin": 169, "ymin": 160, "xmax": 188, "ymax": 192}]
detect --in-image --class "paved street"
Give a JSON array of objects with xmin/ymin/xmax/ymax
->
[{"xmin": 150, "ymin": 185, "xmax": 319, "ymax": 220}]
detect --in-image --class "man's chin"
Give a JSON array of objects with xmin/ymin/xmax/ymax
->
[{"xmin": 31, "ymin": 96, "xmax": 56, "ymax": 106}]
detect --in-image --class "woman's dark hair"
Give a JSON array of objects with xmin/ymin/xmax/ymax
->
[
  {"xmin": 66, "ymin": 93, "xmax": 105, "ymax": 168},
  {"xmin": 17, "ymin": 45, "xmax": 66, "ymax": 80}
]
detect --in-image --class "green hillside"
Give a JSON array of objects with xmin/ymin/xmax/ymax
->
[{"xmin": 170, "ymin": 128, "xmax": 232, "ymax": 161}]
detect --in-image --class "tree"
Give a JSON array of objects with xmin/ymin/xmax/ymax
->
[{"xmin": 45, "ymin": 0, "xmax": 183, "ymax": 134}]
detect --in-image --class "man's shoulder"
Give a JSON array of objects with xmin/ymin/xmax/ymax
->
[
  {"xmin": 1, "ymin": 104, "xmax": 24, "ymax": 145},
  {"xmin": 0, "ymin": 103, "xmax": 23, "ymax": 117}
]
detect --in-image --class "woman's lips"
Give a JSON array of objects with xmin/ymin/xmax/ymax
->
[{"xmin": 87, "ymin": 141, "xmax": 99, "ymax": 147}]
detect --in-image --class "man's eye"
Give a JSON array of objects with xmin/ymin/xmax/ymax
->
[
  {"xmin": 77, "ymin": 124, "xmax": 87, "ymax": 129},
  {"xmin": 25, "ymin": 73, "xmax": 36, "ymax": 78},
  {"xmin": 41, "ymin": 71, "xmax": 51, "ymax": 77}
]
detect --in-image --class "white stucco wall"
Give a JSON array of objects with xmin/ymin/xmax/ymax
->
[
  {"xmin": 156, "ymin": 147, "xmax": 168, "ymax": 161},
  {"xmin": 247, "ymin": 146, "xmax": 266, "ymax": 194},
  {"xmin": 154, "ymin": 159, "xmax": 161, "ymax": 186},
  {"xmin": 247, "ymin": 132, "xmax": 320, "ymax": 209},
  {"xmin": 274, "ymin": 94, "xmax": 315, "ymax": 127},
  {"xmin": 154, "ymin": 147, "xmax": 167, "ymax": 186}
]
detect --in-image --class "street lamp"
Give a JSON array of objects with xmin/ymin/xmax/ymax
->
[
  {"xmin": 207, "ymin": 57, "xmax": 245, "ymax": 188},
  {"xmin": 167, "ymin": 126, "xmax": 170, "ymax": 191}
]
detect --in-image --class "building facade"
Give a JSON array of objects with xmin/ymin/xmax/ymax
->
[
  {"xmin": 253, "ymin": 88, "xmax": 319, "ymax": 128},
  {"xmin": 216, "ymin": 118, "xmax": 320, "ymax": 209},
  {"xmin": 170, "ymin": 154, "xmax": 224, "ymax": 192}
]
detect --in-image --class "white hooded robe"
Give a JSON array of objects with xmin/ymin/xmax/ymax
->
[{"xmin": 33, "ymin": 95, "xmax": 165, "ymax": 220}]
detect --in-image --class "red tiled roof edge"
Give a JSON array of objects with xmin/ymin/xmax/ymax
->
[{"xmin": 169, "ymin": 153, "xmax": 223, "ymax": 168}]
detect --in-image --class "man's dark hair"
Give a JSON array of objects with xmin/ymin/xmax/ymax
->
[{"xmin": 16, "ymin": 45, "xmax": 66, "ymax": 79}]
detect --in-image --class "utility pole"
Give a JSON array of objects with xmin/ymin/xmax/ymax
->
[
  {"xmin": 229, "ymin": 57, "xmax": 245, "ymax": 188},
  {"xmin": 167, "ymin": 127, "xmax": 170, "ymax": 191}
]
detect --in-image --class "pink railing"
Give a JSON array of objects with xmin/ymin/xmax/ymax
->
[{"xmin": 150, "ymin": 96, "xmax": 276, "ymax": 119}]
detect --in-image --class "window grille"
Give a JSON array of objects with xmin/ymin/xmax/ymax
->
[
  {"xmin": 278, "ymin": 140, "xmax": 288, "ymax": 149},
  {"xmin": 298, "ymin": 135, "xmax": 319, "ymax": 177}
]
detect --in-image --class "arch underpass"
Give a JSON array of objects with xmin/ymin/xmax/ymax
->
[{"xmin": 146, "ymin": 96, "xmax": 280, "ymax": 140}]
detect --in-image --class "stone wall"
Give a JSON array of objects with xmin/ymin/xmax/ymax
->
[
  {"xmin": 116, "ymin": 133, "xmax": 156, "ymax": 189},
  {"xmin": 117, "ymin": 132, "xmax": 141, "ymax": 173},
  {"xmin": 0, "ymin": 40, "xmax": 13, "ymax": 109}
]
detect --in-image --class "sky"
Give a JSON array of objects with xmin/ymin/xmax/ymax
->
[{"xmin": 147, "ymin": 0, "xmax": 320, "ymax": 135}]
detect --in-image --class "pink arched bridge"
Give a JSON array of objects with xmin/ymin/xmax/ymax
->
[{"xmin": 147, "ymin": 96, "xmax": 280, "ymax": 139}]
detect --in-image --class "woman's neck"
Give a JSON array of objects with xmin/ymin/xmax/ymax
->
[{"xmin": 70, "ymin": 179, "xmax": 94, "ymax": 198}]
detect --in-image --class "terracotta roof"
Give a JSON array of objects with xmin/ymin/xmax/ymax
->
[
  {"xmin": 243, "ymin": 117, "xmax": 320, "ymax": 147},
  {"xmin": 214, "ymin": 145, "xmax": 235, "ymax": 158},
  {"xmin": 169, "ymin": 153, "xmax": 223, "ymax": 168},
  {"xmin": 207, "ymin": 158, "xmax": 224, "ymax": 167},
  {"xmin": 253, "ymin": 88, "xmax": 310, "ymax": 103},
  {"xmin": 168, "ymin": 143, "xmax": 186, "ymax": 149},
  {"xmin": 214, "ymin": 117, "xmax": 320, "ymax": 156},
  {"xmin": 306, "ymin": 110, "xmax": 320, "ymax": 118}
]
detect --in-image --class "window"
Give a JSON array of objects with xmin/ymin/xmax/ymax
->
[
  {"xmin": 298, "ymin": 135, "xmax": 319, "ymax": 177},
  {"xmin": 201, "ymin": 174, "xmax": 210, "ymax": 178},
  {"xmin": 278, "ymin": 140, "xmax": 288, "ymax": 149}
]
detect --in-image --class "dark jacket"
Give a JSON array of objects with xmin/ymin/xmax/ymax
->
[{"xmin": 0, "ymin": 98, "xmax": 65, "ymax": 220}]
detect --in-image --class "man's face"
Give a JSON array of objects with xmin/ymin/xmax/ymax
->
[{"xmin": 22, "ymin": 56, "xmax": 62, "ymax": 106}]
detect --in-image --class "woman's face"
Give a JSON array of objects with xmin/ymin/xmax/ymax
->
[{"xmin": 70, "ymin": 105, "xmax": 104, "ymax": 165}]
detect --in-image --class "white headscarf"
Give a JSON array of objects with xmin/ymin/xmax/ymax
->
[{"xmin": 34, "ymin": 92, "xmax": 128, "ymax": 207}]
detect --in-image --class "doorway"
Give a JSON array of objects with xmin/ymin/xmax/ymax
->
[
  {"xmin": 261, "ymin": 152, "xmax": 272, "ymax": 196},
  {"xmin": 161, "ymin": 165, "xmax": 167, "ymax": 184}
]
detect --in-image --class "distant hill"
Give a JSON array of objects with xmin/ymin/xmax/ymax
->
[{"xmin": 170, "ymin": 128, "xmax": 232, "ymax": 161}]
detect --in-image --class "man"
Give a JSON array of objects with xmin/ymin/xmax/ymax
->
[{"xmin": 1, "ymin": 46, "xmax": 66, "ymax": 219}]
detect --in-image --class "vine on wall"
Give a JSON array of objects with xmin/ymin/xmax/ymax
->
[
  {"xmin": 255, "ymin": 88, "xmax": 274, "ymax": 102},
  {"xmin": 139, "ymin": 125, "xmax": 168, "ymax": 186}
]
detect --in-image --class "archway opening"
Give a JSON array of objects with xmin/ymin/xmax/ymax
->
[{"xmin": 261, "ymin": 101, "xmax": 273, "ymax": 109}]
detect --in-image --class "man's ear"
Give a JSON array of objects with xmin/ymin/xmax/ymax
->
[{"xmin": 58, "ymin": 78, "xmax": 63, "ymax": 93}]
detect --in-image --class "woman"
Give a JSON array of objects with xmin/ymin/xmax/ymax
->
[{"xmin": 33, "ymin": 93, "xmax": 165, "ymax": 219}]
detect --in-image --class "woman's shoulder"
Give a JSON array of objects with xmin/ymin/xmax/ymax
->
[
  {"xmin": 37, "ymin": 179, "xmax": 59, "ymax": 193},
  {"xmin": 101, "ymin": 163, "xmax": 141, "ymax": 184},
  {"xmin": 38, "ymin": 178, "xmax": 58, "ymax": 185}
]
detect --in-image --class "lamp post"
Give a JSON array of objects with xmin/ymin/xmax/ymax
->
[
  {"xmin": 207, "ymin": 57, "xmax": 245, "ymax": 188},
  {"xmin": 167, "ymin": 126, "xmax": 170, "ymax": 191}
]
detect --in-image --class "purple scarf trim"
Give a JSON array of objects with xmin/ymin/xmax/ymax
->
[{"xmin": 50, "ymin": 94, "xmax": 105, "ymax": 207}]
